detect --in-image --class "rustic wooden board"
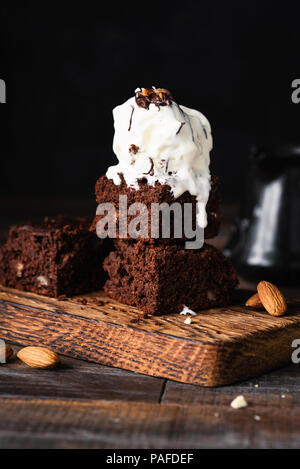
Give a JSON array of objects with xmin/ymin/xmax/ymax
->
[{"xmin": 0, "ymin": 285, "xmax": 299, "ymax": 386}]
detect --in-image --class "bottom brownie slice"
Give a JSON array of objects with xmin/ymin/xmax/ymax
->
[
  {"xmin": 0, "ymin": 216, "xmax": 111, "ymax": 297},
  {"xmin": 103, "ymin": 241, "xmax": 238, "ymax": 315}
]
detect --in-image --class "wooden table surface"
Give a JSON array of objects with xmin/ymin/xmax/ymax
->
[
  {"xmin": 0, "ymin": 206, "xmax": 300, "ymax": 449},
  {"xmin": 1, "ymin": 346, "xmax": 300, "ymax": 449}
]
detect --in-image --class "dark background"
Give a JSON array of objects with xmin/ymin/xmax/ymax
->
[{"xmin": 1, "ymin": 0, "xmax": 300, "ymax": 220}]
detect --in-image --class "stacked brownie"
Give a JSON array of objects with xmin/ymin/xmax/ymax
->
[
  {"xmin": 0, "ymin": 87, "xmax": 238, "ymax": 311},
  {"xmin": 0, "ymin": 216, "xmax": 109, "ymax": 297},
  {"xmin": 93, "ymin": 178, "xmax": 237, "ymax": 315},
  {"xmin": 92, "ymin": 87, "xmax": 238, "ymax": 315}
]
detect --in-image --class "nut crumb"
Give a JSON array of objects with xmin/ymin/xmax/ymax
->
[
  {"xmin": 180, "ymin": 305, "xmax": 197, "ymax": 316},
  {"xmin": 37, "ymin": 275, "xmax": 49, "ymax": 287},
  {"xmin": 184, "ymin": 316, "xmax": 192, "ymax": 325},
  {"xmin": 254, "ymin": 384, "xmax": 259, "ymax": 388},
  {"xmin": 129, "ymin": 144, "xmax": 139, "ymax": 154},
  {"xmin": 230, "ymin": 395, "xmax": 248, "ymax": 409},
  {"xmin": 281, "ymin": 394, "xmax": 286, "ymax": 399},
  {"xmin": 15, "ymin": 262, "xmax": 24, "ymax": 278},
  {"xmin": 254, "ymin": 415, "xmax": 261, "ymax": 421}
]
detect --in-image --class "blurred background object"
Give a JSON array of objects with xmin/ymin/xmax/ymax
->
[
  {"xmin": 1, "ymin": 1, "xmax": 300, "ymax": 204},
  {"xmin": 224, "ymin": 144, "xmax": 300, "ymax": 284}
]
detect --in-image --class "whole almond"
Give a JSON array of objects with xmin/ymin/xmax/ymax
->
[
  {"xmin": 17, "ymin": 346, "xmax": 60, "ymax": 369},
  {"xmin": 245, "ymin": 292, "xmax": 264, "ymax": 309},
  {"xmin": 257, "ymin": 281, "xmax": 287, "ymax": 317}
]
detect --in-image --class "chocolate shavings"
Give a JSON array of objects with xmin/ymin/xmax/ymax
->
[
  {"xmin": 143, "ymin": 157, "xmax": 154, "ymax": 176},
  {"xmin": 176, "ymin": 122, "xmax": 185, "ymax": 135},
  {"xmin": 128, "ymin": 106, "xmax": 134, "ymax": 131}
]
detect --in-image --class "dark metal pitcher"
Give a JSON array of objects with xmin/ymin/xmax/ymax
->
[{"xmin": 224, "ymin": 144, "xmax": 300, "ymax": 284}]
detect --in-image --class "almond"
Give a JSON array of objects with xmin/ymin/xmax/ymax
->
[
  {"xmin": 17, "ymin": 346, "xmax": 60, "ymax": 369},
  {"xmin": 245, "ymin": 292, "xmax": 264, "ymax": 309},
  {"xmin": 141, "ymin": 88, "xmax": 152, "ymax": 96},
  {"xmin": 257, "ymin": 281, "xmax": 287, "ymax": 317}
]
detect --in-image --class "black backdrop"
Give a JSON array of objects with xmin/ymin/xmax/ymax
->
[{"xmin": 1, "ymin": 1, "xmax": 300, "ymax": 212}]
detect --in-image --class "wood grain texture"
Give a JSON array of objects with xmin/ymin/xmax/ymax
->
[
  {"xmin": 162, "ymin": 364, "xmax": 300, "ymax": 406},
  {"xmin": 0, "ymin": 355, "xmax": 299, "ymax": 448},
  {"xmin": 0, "ymin": 397, "xmax": 299, "ymax": 449},
  {"xmin": 0, "ymin": 285, "xmax": 300, "ymax": 386},
  {"xmin": 0, "ymin": 348, "xmax": 163, "ymax": 402}
]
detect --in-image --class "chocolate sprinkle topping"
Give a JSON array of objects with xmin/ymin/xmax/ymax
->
[
  {"xmin": 128, "ymin": 106, "xmax": 134, "ymax": 131},
  {"xmin": 143, "ymin": 157, "xmax": 154, "ymax": 176},
  {"xmin": 176, "ymin": 122, "xmax": 185, "ymax": 135},
  {"xmin": 135, "ymin": 88, "xmax": 174, "ymax": 110}
]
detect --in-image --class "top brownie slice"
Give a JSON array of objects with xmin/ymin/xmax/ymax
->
[
  {"xmin": 91, "ymin": 174, "xmax": 221, "ymax": 242},
  {"xmin": 0, "ymin": 216, "xmax": 109, "ymax": 297}
]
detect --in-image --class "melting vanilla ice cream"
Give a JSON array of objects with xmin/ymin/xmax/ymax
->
[{"xmin": 106, "ymin": 88, "xmax": 213, "ymax": 228}]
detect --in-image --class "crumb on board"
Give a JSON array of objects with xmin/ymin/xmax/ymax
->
[
  {"xmin": 180, "ymin": 305, "xmax": 197, "ymax": 316},
  {"xmin": 58, "ymin": 294, "xmax": 68, "ymax": 301},
  {"xmin": 230, "ymin": 395, "xmax": 248, "ymax": 409},
  {"xmin": 75, "ymin": 298, "xmax": 88, "ymax": 305},
  {"xmin": 184, "ymin": 316, "xmax": 192, "ymax": 325}
]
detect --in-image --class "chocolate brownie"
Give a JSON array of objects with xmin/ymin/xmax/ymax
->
[
  {"xmin": 91, "ymin": 174, "xmax": 221, "ymax": 242},
  {"xmin": 103, "ymin": 241, "xmax": 238, "ymax": 315},
  {"xmin": 0, "ymin": 216, "xmax": 111, "ymax": 297}
]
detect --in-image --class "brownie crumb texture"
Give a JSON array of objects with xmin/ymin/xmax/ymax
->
[
  {"xmin": 0, "ymin": 216, "xmax": 110, "ymax": 298},
  {"xmin": 92, "ymin": 174, "xmax": 221, "ymax": 242},
  {"xmin": 103, "ymin": 242, "xmax": 238, "ymax": 316}
]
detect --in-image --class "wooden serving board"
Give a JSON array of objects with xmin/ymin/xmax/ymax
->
[{"xmin": 0, "ymin": 285, "xmax": 299, "ymax": 386}]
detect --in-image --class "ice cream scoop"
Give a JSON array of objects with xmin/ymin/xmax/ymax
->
[{"xmin": 106, "ymin": 87, "xmax": 213, "ymax": 228}]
